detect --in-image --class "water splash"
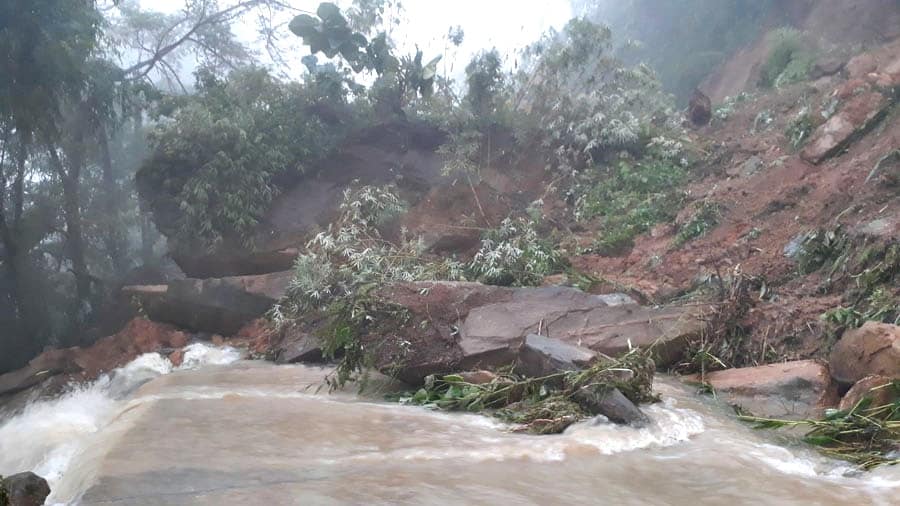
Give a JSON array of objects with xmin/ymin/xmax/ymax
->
[{"xmin": 0, "ymin": 343, "xmax": 242, "ymax": 500}]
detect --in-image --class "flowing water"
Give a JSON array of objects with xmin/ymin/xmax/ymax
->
[{"xmin": 1, "ymin": 350, "xmax": 898, "ymax": 505}]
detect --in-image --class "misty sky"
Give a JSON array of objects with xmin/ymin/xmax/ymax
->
[{"xmin": 141, "ymin": 0, "xmax": 573, "ymax": 80}]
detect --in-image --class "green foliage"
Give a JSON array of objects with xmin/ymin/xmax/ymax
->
[
  {"xmin": 398, "ymin": 347, "xmax": 658, "ymax": 434},
  {"xmin": 0, "ymin": 0, "xmax": 102, "ymax": 138},
  {"xmin": 465, "ymin": 49, "xmax": 508, "ymax": 127},
  {"xmin": 759, "ymin": 27, "xmax": 814, "ymax": 88},
  {"xmin": 469, "ymin": 217, "xmax": 564, "ymax": 286},
  {"xmin": 0, "ymin": 476, "xmax": 6, "ymax": 506},
  {"xmin": 675, "ymin": 201, "xmax": 722, "ymax": 246},
  {"xmin": 574, "ymin": 159, "xmax": 687, "ymax": 255},
  {"xmin": 290, "ymin": 2, "xmax": 440, "ymax": 104},
  {"xmin": 517, "ymin": 18, "xmax": 683, "ymax": 173},
  {"xmin": 742, "ymin": 381, "xmax": 900, "ymax": 470},
  {"xmin": 138, "ymin": 67, "xmax": 345, "ymax": 250},
  {"xmin": 272, "ymin": 184, "xmax": 464, "ymax": 387}
]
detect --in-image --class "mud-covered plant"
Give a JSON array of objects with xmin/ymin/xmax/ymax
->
[
  {"xmin": 675, "ymin": 201, "xmax": 722, "ymax": 246},
  {"xmin": 469, "ymin": 216, "xmax": 564, "ymax": 286},
  {"xmin": 398, "ymin": 347, "xmax": 658, "ymax": 434},
  {"xmin": 796, "ymin": 227, "xmax": 850, "ymax": 275},
  {"xmin": 785, "ymin": 106, "xmax": 814, "ymax": 148},
  {"xmin": 742, "ymin": 381, "xmax": 900, "ymax": 470}
]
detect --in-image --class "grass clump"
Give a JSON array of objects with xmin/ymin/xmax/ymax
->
[
  {"xmin": 759, "ymin": 27, "xmax": 815, "ymax": 88},
  {"xmin": 742, "ymin": 381, "xmax": 900, "ymax": 470},
  {"xmin": 675, "ymin": 201, "xmax": 722, "ymax": 246},
  {"xmin": 575, "ymin": 159, "xmax": 687, "ymax": 255},
  {"xmin": 397, "ymin": 347, "xmax": 658, "ymax": 434}
]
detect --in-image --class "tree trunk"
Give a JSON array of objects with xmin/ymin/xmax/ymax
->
[
  {"xmin": 98, "ymin": 127, "xmax": 129, "ymax": 274},
  {"xmin": 48, "ymin": 147, "xmax": 91, "ymax": 307}
]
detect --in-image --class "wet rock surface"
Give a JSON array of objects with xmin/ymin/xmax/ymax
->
[
  {"xmin": 688, "ymin": 360, "xmax": 839, "ymax": 420},
  {"xmin": 354, "ymin": 282, "xmax": 701, "ymax": 384},
  {"xmin": 1, "ymin": 472, "xmax": 50, "ymax": 506},
  {"xmin": 829, "ymin": 322, "xmax": 900, "ymax": 385},
  {"xmin": 838, "ymin": 375, "xmax": 898, "ymax": 411}
]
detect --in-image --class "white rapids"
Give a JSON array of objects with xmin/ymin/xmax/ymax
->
[{"xmin": 1, "ymin": 350, "xmax": 898, "ymax": 505}]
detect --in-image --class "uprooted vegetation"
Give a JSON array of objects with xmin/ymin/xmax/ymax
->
[
  {"xmin": 397, "ymin": 347, "xmax": 658, "ymax": 434},
  {"xmin": 743, "ymin": 380, "xmax": 900, "ymax": 470},
  {"xmin": 796, "ymin": 229, "xmax": 900, "ymax": 330}
]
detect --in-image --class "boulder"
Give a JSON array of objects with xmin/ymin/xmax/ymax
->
[
  {"xmin": 2, "ymin": 472, "xmax": 50, "ymax": 506},
  {"xmin": 273, "ymin": 328, "xmax": 323, "ymax": 364},
  {"xmin": 515, "ymin": 334, "xmax": 597, "ymax": 378},
  {"xmin": 575, "ymin": 386, "xmax": 650, "ymax": 427},
  {"xmin": 846, "ymin": 53, "xmax": 878, "ymax": 79},
  {"xmin": 354, "ymin": 282, "xmax": 700, "ymax": 384},
  {"xmin": 124, "ymin": 271, "xmax": 292, "ymax": 335},
  {"xmin": 829, "ymin": 322, "xmax": 900, "ymax": 385},
  {"xmin": 810, "ymin": 56, "xmax": 845, "ymax": 79},
  {"xmin": 689, "ymin": 89, "xmax": 712, "ymax": 126},
  {"xmin": 801, "ymin": 91, "xmax": 892, "ymax": 164},
  {"xmin": 838, "ymin": 375, "xmax": 899, "ymax": 411},
  {"xmin": 691, "ymin": 360, "xmax": 839, "ymax": 419},
  {"xmin": 459, "ymin": 287, "xmax": 697, "ymax": 370}
]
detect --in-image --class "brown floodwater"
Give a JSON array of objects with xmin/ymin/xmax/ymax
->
[{"xmin": 1, "ymin": 352, "xmax": 898, "ymax": 505}]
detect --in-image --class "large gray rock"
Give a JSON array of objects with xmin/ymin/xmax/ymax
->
[
  {"xmin": 124, "ymin": 271, "xmax": 292, "ymax": 335},
  {"xmin": 2, "ymin": 472, "xmax": 50, "ymax": 506},
  {"xmin": 515, "ymin": 334, "xmax": 597, "ymax": 378},
  {"xmin": 801, "ymin": 91, "xmax": 892, "ymax": 165},
  {"xmin": 689, "ymin": 360, "xmax": 839, "ymax": 419},
  {"xmin": 356, "ymin": 282, "xmax": 701, "ymax": 384}
]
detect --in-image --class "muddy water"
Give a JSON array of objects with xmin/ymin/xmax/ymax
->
[{"xmin": 2, "ymin": 356, "xmax": 899, "ymax": 505}]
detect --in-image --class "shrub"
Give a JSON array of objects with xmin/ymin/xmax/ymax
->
[
  {"xmin": 469, "ymin": 217, "xmax": 564, "ymax": 286},
  {"xmin": 574, "ymin": 159, "xmax": 687, "ymax": 254},
  {"xmin": 138, "ymin": 67, "xmax": 349, "ymax": 251},
  {"xmin": 759, "ymin": 27, "xmax": 814, "ymax": 88}
]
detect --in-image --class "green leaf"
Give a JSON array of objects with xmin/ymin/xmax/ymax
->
[
  {"xmin": 317, "ymin": 2, "xmax": 343, "ymax": 23},
  {"xmin": 289, "ymin": 14, "xmax": 319, "ymax": 37}
]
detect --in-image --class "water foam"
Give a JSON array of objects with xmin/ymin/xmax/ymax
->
[{"xmin": 0, "ymin": 343, "xmax": 242, "ymax": 503}]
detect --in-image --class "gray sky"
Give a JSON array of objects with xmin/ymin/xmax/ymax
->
[{"xmin": 141, "ymin": 0, "xmax": 572, "ymax": 81}]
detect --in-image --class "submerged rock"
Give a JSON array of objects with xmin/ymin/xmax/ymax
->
[
  {"xmin": 575, "ymin": 386, "xmax": 650, "ymax": 427},
  {"xmin": 830, "ymin": 322, "xmax": 900, "ymax": 385},
  {"xmin": 689, "ymin": 360, "xmax": 839, "ymax": 420},
  {"xmin": 1, "ymin": 472, "xmax": 50, "ymax": 506}
]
